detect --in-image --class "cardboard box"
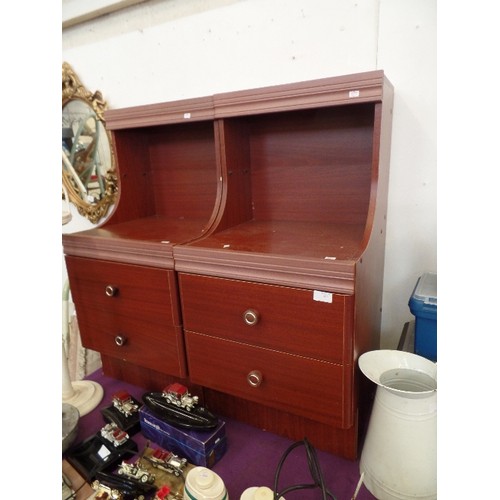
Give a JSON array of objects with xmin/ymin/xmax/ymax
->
[
  {"xmin": 409, "ymin": 272, "xmax": 437, "ymax": 361},
  {"xmin": 139, "ymin": 406, "xmax": 227, "ymax": 468}
]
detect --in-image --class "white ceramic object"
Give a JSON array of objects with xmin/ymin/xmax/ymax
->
[
  {"xmin": 240, "ymin": 486, "xmax": 281, "ymax": 500},
  {"xmin": 62, "ymin": 343, "xmax": 103, "ymax": 416},
  {"xmin": 184, "ymin": 467, "xmax": 228, "ymax": 500},
  {"xmin": 359, "ymin": 350, "xmax": 437, "ymax": 500}
]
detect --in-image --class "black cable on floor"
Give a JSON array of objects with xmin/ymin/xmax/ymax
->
[{"xmin": 272, "ymin": 438, "xmax": 336, "ymax": 500}]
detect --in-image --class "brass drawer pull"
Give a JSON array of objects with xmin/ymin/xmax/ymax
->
[
  {"xmin": 243, "ymin": 309, "xmax": 259, "ymax": 326},
  {"xmin": 114, "ymin": 335, "xmax": 127, "ymax": 347},
  {"xmin": 105, "ymin": 285, "xmax": 118, "ymax": 297},
  {"xmin": 247, "ymin": 370, "xmax": 263, "ymax": 387}
]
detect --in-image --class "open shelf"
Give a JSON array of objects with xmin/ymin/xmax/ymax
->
[
  {"xmin": 63, "ymin": 118, "xmax": 220, "ymax": 267},
  {"xmin": 187, "ymin": 220, "xmax": 365, "ymax": 260},
  {"xmin": 174, "ymin": 101, "xmax": 380, "ymax": 291}
]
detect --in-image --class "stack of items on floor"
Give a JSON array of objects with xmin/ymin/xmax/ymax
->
[{"xmin": 65, "ymin": 383, "xmax": 227, "ymax": 500}]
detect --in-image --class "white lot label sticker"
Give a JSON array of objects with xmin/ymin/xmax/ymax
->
[
  {"xmin": 349, "ymin": 90, "xmax": 360, "ymax": 98},
  {"xmin": 313, "ymin": 290, "xmax": 333, "ymax": 303}
]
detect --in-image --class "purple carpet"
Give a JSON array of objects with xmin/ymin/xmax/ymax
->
[{"xmin": 71, "ymin": 369, "xmax": 376, "ymax": 500}]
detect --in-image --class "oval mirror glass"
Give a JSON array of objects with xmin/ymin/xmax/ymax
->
[{"xmin": 62, "ymin": 62, "xmax": 117, "ymax": 224}]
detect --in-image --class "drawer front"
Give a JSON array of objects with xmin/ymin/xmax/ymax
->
[
  {"xmin": 179, "ymin": 273, "xmax": 353, "ymax": 363},
  {"xmin": 185, "ymin": 331, "xmax": 352, "ymax": 428},
  {"xmin": 65, "ymin": 256, "xmax": 186, "ymax": 377}
]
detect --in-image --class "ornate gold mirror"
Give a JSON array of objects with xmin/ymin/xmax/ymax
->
[{"xmin": 62, "ymin": 62, "xmax": 117, "ymax": 224}]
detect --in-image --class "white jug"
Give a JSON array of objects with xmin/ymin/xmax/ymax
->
[{"xmin": 359, "ymin": 350, "xmax": 437, "ymax": 500}]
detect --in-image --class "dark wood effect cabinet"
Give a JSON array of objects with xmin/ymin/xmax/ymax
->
[
  {"xmin": 62, "ymin": 71, "xmax": 393, "ymax": 459},
  {"xmin": 65, "ymin": 256, "xmax": 186, "ymax": 377}
]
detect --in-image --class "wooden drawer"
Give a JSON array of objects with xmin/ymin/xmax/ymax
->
[
  {"xmin": 179, "ymin": 273, "xmax": 353, "ymax": 364},
  {"xmin": 185, "ymin": 331, "xmax": 352, "ymax": 428},
  {"xmin": 65, "ymin": 256, "xmax": 187, "ymax": 378}
]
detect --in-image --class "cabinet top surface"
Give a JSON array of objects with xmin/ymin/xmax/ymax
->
[
  {"xmin": 183, "ymin": 220, "xmax": 365, "ymax": 261},
  {"xmin": 105, "ymin": 70, "xmax": 391, "ymax": 129}
]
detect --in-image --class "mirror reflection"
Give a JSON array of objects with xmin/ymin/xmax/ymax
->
[
  {"xmin": 62, "ymin": 62, "xmax": 117, "ymax": 224},
  {"xmin": 62, "ymin": 100, "xmax": 112, "ymax": 205}
]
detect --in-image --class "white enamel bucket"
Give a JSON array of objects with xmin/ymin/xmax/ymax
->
[{"xmin": 359, "ymin": 350, "xmax": 437, "ymax": 500}]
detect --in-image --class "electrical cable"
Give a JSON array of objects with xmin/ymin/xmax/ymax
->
[{"xmin": 272, "ymin": 438, "xmax": 336, "ymax": 500}]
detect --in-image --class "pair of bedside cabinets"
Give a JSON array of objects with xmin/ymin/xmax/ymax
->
[{"xmin": 63, "ymin": 70, "xmax": 394, "ymax": 460}]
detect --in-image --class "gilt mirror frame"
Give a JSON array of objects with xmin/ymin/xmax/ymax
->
[{"xmin": 62, "ymin": 62, "xmax": 118, "ymax": 224}]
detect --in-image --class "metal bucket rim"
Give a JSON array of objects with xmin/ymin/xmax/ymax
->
[{"xmin": 359, "ymin": 349, "xmax": 437, "ymax": 395}]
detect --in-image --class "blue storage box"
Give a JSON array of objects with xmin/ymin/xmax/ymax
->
[
  {"xmin": 409, "ymin": 272, "xmax": 437, "ymax": 361},
  {"xmin": 139, "ymin": 406, "xmax": 227, "ymax": 468}
]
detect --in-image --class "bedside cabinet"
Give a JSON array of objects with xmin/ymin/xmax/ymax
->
[
  {"xmin": 63, "ymin": 95, "xmax": 219, "ymax": 388},
  {"xmin": 63, "ymin": 71, "xmax": 393, "ymax": 458}
]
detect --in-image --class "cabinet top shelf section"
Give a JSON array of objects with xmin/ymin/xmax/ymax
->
[
  {"xmin": 105, "ymin": 95, "xmax": 215, "ymax": 130},
  {"xmin": 104, "ymin": 70, "xmax": 391, "ymax": 129},
  {"xmin": 64, "ymin": 71, "xmax": 393, "ymax": 289},
  {"xmin": 62, "ymin": 216, "xmax": 210, "ymax": 269},
  {"xmin": 172, "ymin": 71, "xmax": 393, "ymax": 291},
  {"xmin": 213, "ymin": 70, "xmax": 390, "ymax": 118}
]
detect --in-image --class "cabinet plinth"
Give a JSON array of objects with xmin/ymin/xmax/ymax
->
[{"xmin": 63, "ymin": 71, "xmax": 393, "ymax": 459}]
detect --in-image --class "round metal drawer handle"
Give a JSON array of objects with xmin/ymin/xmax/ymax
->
[
  {"xmin": 247, "ymin": 370, "xmax": 263, "ymax": 387},
  {"xmin": 105, "ymin": 285, "xmax": 118, "ymax": 297},
  {"xmin": 114, "ymin": 335, "xmax": 127, "ymax": 347},
  {"xmin": 243, "ymin": 309, "xmax": 260, "ymax": 326}
]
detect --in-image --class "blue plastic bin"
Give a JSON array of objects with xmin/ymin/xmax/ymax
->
[{"xmin": 408, "ymin": 272, "xmax": 437, "ymax": 361}]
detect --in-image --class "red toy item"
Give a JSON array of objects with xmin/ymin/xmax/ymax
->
[{"xmin": 155, "ymin": 485, "xmax": 171, "ymax": 499}]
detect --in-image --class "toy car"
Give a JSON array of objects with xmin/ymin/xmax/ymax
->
[
  {"xmin": 64, "ymin": 429, "xmax": 138, "ymax": 482},
  {"xmin": 144, "ymin": 447, "xmax": 187, "ymax": 477},
  {"xmin": 101, "ymin": 423, "xmax": 130, "ymax": 447},
  {"xmin": 94, "ymin": 470, "xmax": 156, "ymax": 500},
  {"xmin": 162, "ymin": 383, "xmax": 198, "ymax": 410},
  {"xmin": 102, "ymin": 392, "xmax": 142, "ymax": 434},
  {"xmin": 142, "ymin": 383, "xmax": 218, "ymax": 430},
  {"xmin": 117, "ymin": 460, "xmax": 155, "ymax": 484},
  {"xmin": 112, "ymin": 390, "xmax": 140, "ymax": 417},
  {"xmin": 91, "ymin": 479, "xmax": 122, "ymax": 499}
]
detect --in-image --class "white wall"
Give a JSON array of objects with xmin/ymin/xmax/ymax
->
[{"xmin": 62, "ymin": 0, "xmax": 437, "ymax": 348}]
